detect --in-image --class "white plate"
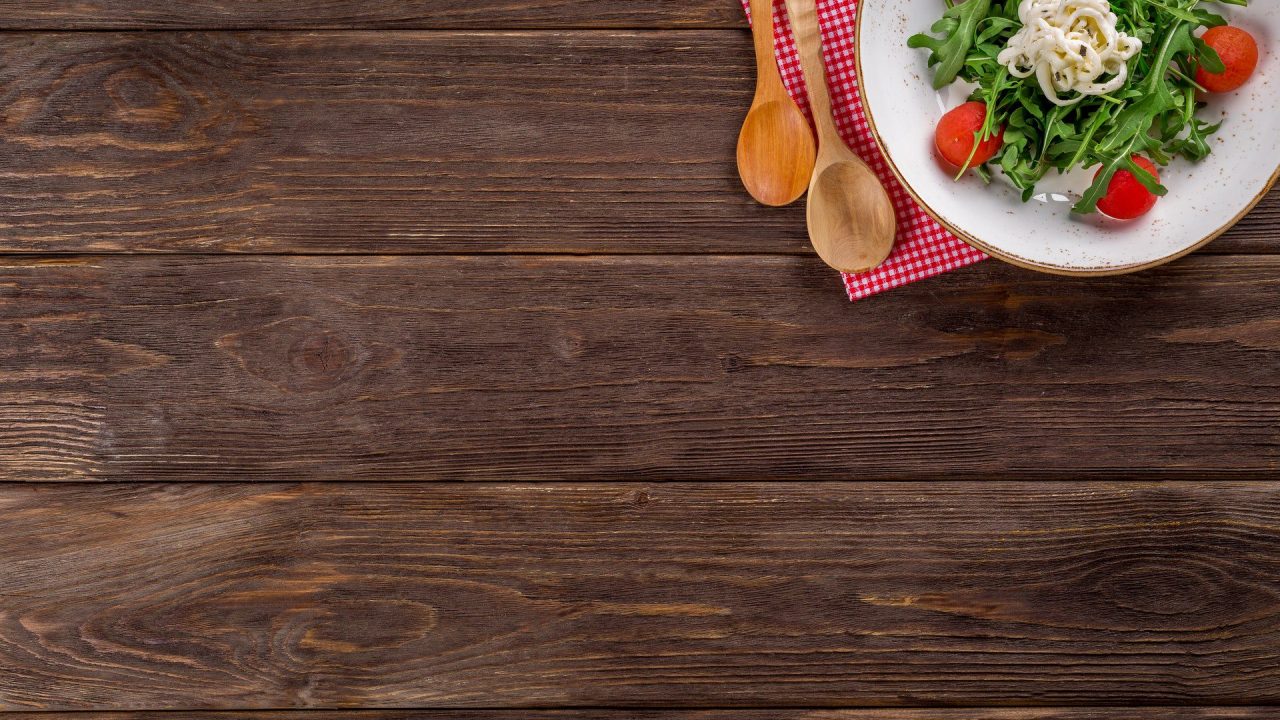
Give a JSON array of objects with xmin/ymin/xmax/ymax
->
[{"xmin": 857, "ymin": 1, "xmax": 1280, "ymax": 275}]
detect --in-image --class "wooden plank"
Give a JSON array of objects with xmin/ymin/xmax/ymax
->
[
  {"xmin": 1, "ymin": 711, "xmax": 1273, "ymax": 720},
  {"xmin": 4, "ymin": 482, "xmax": 1280, "ymax": 709},
  {"xmin": 0, "ymin": 31, "xmax": 789, "ymax": 255},
  {"xmin": 1, "ymin": 254, "xmax": 1279, "ymax": 481},
  {"xmin": 0, "ymin": 2, "xmax": 746, "ymax": 30},
  {"xmin": 0, "ymin": 31, "xmax": 1273, "ymax": 255}
]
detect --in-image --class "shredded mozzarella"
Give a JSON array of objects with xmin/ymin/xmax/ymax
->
[{"xmin": 997, "ymin": 0, "xmax": 1143, "ymax": 106}]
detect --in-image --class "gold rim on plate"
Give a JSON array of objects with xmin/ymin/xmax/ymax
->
[{"xmin": 854, "ymin": 1, "xmax": 1280, "ymax": 276}]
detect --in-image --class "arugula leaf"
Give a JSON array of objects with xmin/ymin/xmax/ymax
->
[{"xmin": 908, "ymin": 0, "xmax": 993, "ymax": 88}]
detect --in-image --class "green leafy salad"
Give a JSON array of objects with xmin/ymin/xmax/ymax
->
[{"xmin": 908, "ymin": 0, "xmax": 1255, "ymax": 218}]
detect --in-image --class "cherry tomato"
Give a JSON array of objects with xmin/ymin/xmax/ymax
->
[
  {"xmin": 1196, "ymin": 26, "xmax": 1259, "ymax": 93},
  {"xmin": 1095, "ymin": 155, "xmax": 1160, "ymax": 220},
  {"xmin": 935, "ymin": 101, "xmax": 1004, "ymax": 169}
]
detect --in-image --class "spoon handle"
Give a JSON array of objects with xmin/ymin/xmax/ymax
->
[
  {"xmin": 747, "ymin": 0, "xmax": 780, "ymax": 88},
  {"xmin": 783, "ymin": 0, "xmax": 838, "ymax": 146}
]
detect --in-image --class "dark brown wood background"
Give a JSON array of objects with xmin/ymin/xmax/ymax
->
[{"xmin": 1, "ymin": 1, "xmax": 1278, "ymax": 718}]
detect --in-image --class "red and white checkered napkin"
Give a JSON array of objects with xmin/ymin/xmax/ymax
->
[{"xmin": 743, "ymin": 0, "xmax": 988, "ymax": 301}]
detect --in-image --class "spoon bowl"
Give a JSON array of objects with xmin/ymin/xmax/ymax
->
[
  {"xmin": 738, "ymin": 99, "xmax": 817, "ymax": 207},
  {"xmin": 807, "ymin": 161, "xmax": 896, "ymax": 272}
]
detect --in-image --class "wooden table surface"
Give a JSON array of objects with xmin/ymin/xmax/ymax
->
[{"xmin": 2, "ymin": 2, "xmax": 1279, "ymax": 718}]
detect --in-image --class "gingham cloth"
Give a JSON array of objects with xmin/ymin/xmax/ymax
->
[{"xmin": 743, "ymin": 0, "xmax": 988, "ymax": 301}]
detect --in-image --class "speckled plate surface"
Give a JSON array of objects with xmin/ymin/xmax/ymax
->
[{"xmin": 857, "ymin": 1, "xmax": 1279, "ymax": 275}]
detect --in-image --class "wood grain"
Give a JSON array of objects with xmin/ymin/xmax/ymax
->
[
  {"xmin": 0, "ymin": 31, "xmax": 1274, "ymax": 255},
  {"xmin": 2, "ymin": 254, "xmax": 1279, "ymax": 480},
  {"xmin": 4, "ymin": 482, "xmax": 1280, "ymax": 709},
  {"xmin": 0, "ymin": 2, "xmax": 746, "ymax": 30},
  {"xmin": 0, "ymin": 31, "xmax": 786, "ymax": 255},
  {"xmin": 3, "ymin": 711, "xmax": 1274, "ymax": 720}
]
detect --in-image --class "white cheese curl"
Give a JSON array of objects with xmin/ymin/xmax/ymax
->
[{"xmin": 997, "ymin": 0, "xmax": 1143, "ymax": 106}]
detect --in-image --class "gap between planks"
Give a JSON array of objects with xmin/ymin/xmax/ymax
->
[{"xmin": 0, "ymin": 709, "xmax": 1276, "ymax": 719}]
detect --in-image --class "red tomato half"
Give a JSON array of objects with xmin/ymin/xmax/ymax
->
[
  {"xmin": 935, "ymin": 101, "xmax": 1004, "ymax": 169},
  {"xmin": 1196, "ymin": 26, "xmax": 1259, "ymax": 93},
  {"xmin": 1095, "ymin": 155, "xmax": 1160, "ymax": 221}
]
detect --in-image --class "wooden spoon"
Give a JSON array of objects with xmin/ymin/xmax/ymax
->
[
  {"xmin": 737, "ymin": 0, "xmax": 816, "ymax": 207},
  {"xmin": 783, "ymin": 0, "xmax": 896, "ymax": 273}
]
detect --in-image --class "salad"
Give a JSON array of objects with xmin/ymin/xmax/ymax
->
[{"xmin": 909, "ymin": 0, "xmax": 1260, "ymax": 219}]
